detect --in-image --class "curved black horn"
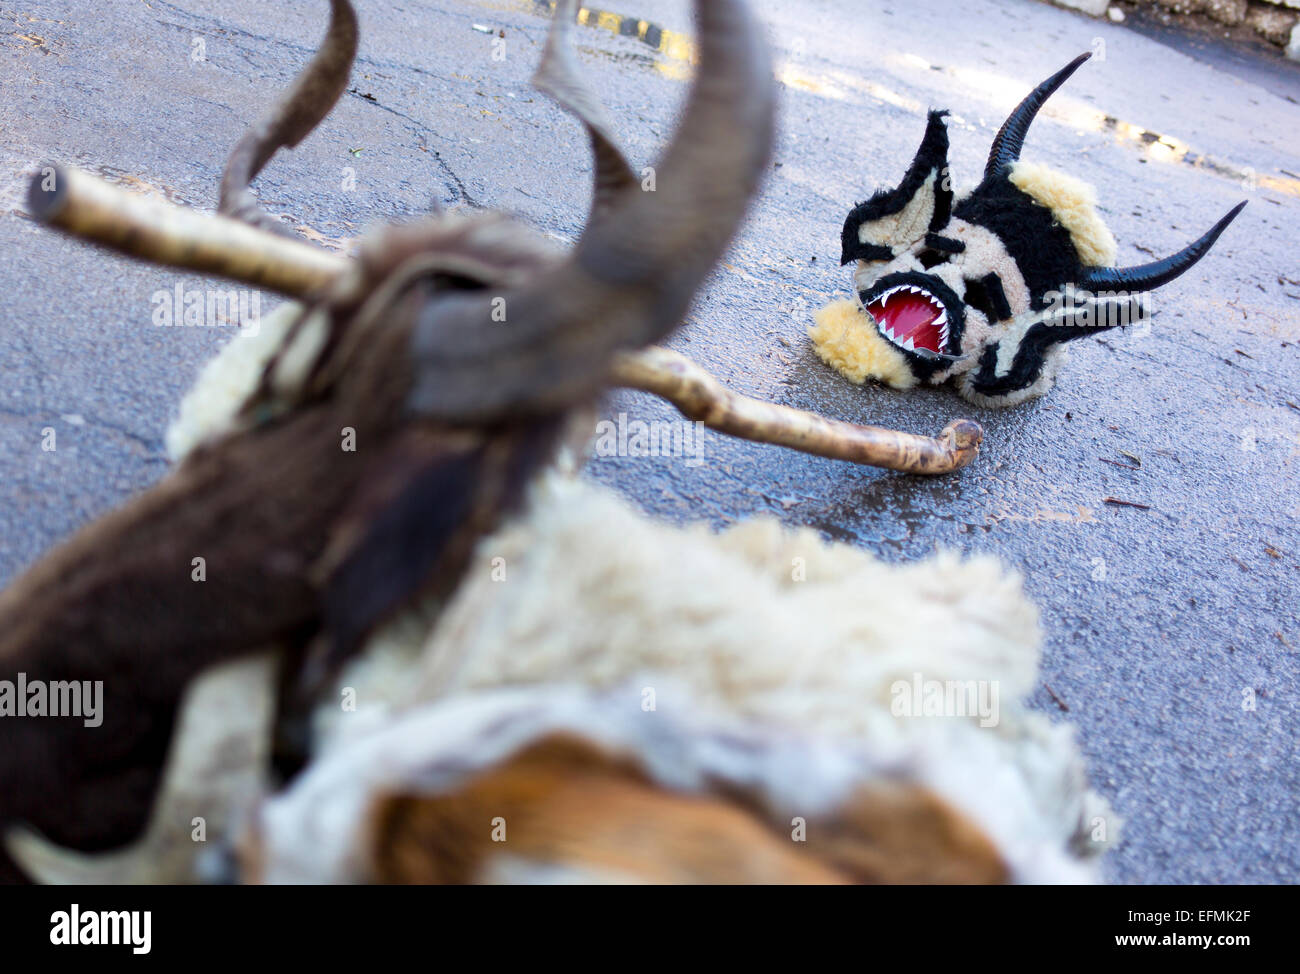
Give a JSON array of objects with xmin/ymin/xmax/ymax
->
[
  {"xmin": 1078, "ymin": 201, "xmax": 1247, "ymax": 293},
  {"xmin": 984, "ymin": 52, "xmax": 1091, "ymax": 180},
  {"xmin": 409, "ymin": 0, "xmax": 776, "ymax": 424}
]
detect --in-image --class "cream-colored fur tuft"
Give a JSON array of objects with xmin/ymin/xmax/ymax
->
[
  {"xmin": 416, "ymin": 473, "xmax": 1041, "ymax": 713},
  {"xmin": 1008, "ymin": 162, "xmax": 1117, "ymax": 268},
  {"xmin": 808, "ymin": 298, "xmax": 916, "ymax": 389},
  {"xmin": 309, "ymin": 471, "xmax": 1115, "ymax": 881},
  {"xmin": 166, "ymin": 301, "xmax": 326, "ymax": 462},
  {"xmin": 856, "ymin": 173, "xmax": 939, "ymax": 252}
]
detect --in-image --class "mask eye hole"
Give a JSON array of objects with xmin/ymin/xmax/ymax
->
[
  {"xmin": 962, "ymin": 278, "xmax": 997, "ymax": 319},
  {"xmin": 962, "ymin": 272, "xmax": 1012, "ymax": 322},
  {"xmin": 917, "ymin": 249, "xmax": 948, "ymax": 270}
]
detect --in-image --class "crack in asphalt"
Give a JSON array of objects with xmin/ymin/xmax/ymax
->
[
  {"xmin": 147, "ymin": 0, "xmax": 487, "ymax": 207},
  {"xmin": 342, "ymin": 89, "xmax": 479, "ymax": 207}
]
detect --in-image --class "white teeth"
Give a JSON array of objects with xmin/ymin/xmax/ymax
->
[{"xmin": 871, "ymin": 284, "xmax": 950, "ymax": 355}]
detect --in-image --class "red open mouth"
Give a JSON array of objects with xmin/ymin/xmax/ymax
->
[{"xmin": 866, "ymin": 285, "xmax": 950, "ymax": 355}]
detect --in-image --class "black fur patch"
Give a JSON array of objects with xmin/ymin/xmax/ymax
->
[
  {"xmin": 924, "ymin": 233, "xmax": 966, "ymax": 255},
  {"xmin": 967, "ymin": 322, "xmax": 1058, "ymax": 397},
  {"xmin": 981, "ymin": 273, "xmax": 1013, "ymax": 321},
  {"xmin": 957, "ymin": 272, "xmax": 1012, "ymax": 323},
  {"xmin": 844, "ymin": 242, "xmax": 894, "ymax": 265},
  {"xmin": 322, "ymin": 440, "xmax": 485, "ymax": 662},
  {"xmin": 953, "ymin": 175, "xmax": 1083, "ymax": 310},
  {"xmin": 841, "ymin": 110, "xmax": 952, "ymax": 265},
  {"xmin": 967, "ymin": 295, "xmax": 1140, "ymax": 398}
]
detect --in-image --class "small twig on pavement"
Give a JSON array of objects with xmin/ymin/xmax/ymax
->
[
  {"xmin": 1104, "ymin": 497, "xmax": 1151, "ymax": 510},
  {"xmin": 1042, "ymin": 683, "xmax": 1070, "ymax": 713}
]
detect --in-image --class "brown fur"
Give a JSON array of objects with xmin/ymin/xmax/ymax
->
[
  {"xmin": 0, "ymin": 282, "xmax": 550, "ymax": 881},
  {"xmin": 800, "ymin": 782, "xmax": 1008, "ymax": 884},
  {"xmin": 359, "ymin": 734, "xmax": 1006, "ymax": 885},
  {"xmin": 363, "ymin": 735, "xmax": 847, "ymax": 884}
]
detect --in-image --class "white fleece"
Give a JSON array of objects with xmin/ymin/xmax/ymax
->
[
  {"xmin": 151, "ymin": 296, "xmax": 1116, "ymax": 885},
  {"xmin": 312, "ymin": 472, "xmax": 1115, "ymax": 881},
  {"xmin": 264, "ymin": 683, "xmax": 1102, "ymax": 884},
  {"xmin": 166, "ymin": 301, "xmax": 328, "ymax": 461}
]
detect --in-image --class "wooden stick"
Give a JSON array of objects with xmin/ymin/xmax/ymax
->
[
  {"xmin": 25, "ymin": 166, "xmax": 982, "ymax": 475},
  {"xmin": 612, "ymin": 347, "xmax": 982, "ymax": 475},
  {"xmin": 26, "ymin": 164, "xmax": 348, "ymax": 298}
]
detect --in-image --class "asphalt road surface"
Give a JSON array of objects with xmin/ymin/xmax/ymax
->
[{"xmin": 1, "ymin": 0, "xmax": 1297, "ymax": 883}]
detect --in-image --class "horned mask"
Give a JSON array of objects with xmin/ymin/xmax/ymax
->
[{"xmin": 811, "ymin": 53, "xmax": 1246, "ymax": 407}]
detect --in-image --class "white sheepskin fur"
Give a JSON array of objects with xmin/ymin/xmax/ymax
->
[
  {"xmin": 166, "ymin": 301, "xmax": 328, "ymax": 461},
  {"xmin": 152, "ymin": 298, "xmax": 1116, "ymax": 884},
  {"xmin": 258, "ymin": 683, "xmax": 1101, "ymax": 884},
  {"xmin": 309, "ymin": 471, "xmax": 1115, "ymax": 881},
  {"xmin": 416, "ymin": 476, "xmax": 1040, "ymax": 719}
]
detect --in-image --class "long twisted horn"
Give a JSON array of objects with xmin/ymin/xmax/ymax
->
[
  {"xmin": 984, "ymin": 52, "xmax": 1090, "ymax": 180},
  {"xmin": 220, "ymin": 0, "xmax": 360, "ymax": 232},
  {"xmin": 1077, "ymin": 201, "xmax": 1247, "ymax": 293},
  {"xmin": 532, "ymin": 0, "xmax": 638, "ymax": 219},
  {"xmin": 407, "ymin": 0, "xmax": 777, "ymax": 424}
]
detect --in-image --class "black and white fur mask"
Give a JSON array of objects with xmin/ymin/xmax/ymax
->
[{"xmin": 810, "ymin": 53, "xmax": 1245, "ymax": 407}]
